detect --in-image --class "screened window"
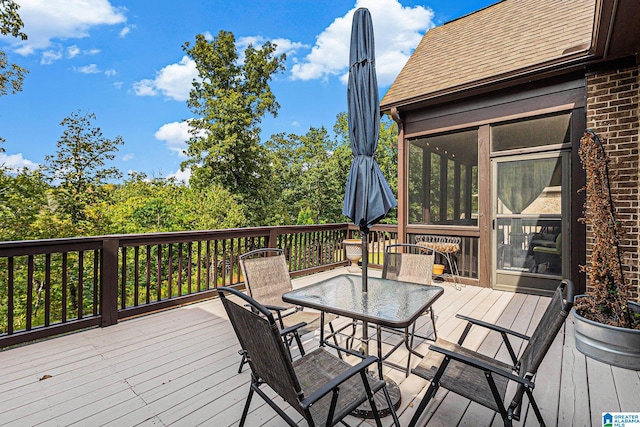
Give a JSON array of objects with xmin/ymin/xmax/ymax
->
[
  {"xmin": 491, "ymin": 112, "xmax": 571, "ymax": 152},
  {"xmin": 409, "ymin": 129, "xmax": 478, "ymax": 225}
]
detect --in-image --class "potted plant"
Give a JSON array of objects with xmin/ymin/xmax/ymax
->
[{"xmin": 573, "ymin": 130, "xmax": 640, "ymax": 369}]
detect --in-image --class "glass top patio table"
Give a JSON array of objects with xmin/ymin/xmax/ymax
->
[
  {"xmin": 284, "ymin": 274, "xmax": 443, "ymax": 418},
  {"xmin": 282, "ymin": 273, "xmax": 444, "ymax": 329}
]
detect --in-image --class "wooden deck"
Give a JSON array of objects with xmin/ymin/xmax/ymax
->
[{"xmin": 1, "ymin": 267, "xmax": 639, "ymax": 426}]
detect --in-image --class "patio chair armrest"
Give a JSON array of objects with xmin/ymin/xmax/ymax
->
[
  {"xmin": 279, "ymin": 322, "xmax": 307, "ymax": 337},
  {"xmin": 264, "ymin": 304, "xmax": 287, "ymax": 313},
  {"xmin": 428, "ymin": 344, "xmax": 534, "ymax": 389},
  {"xmin": 456, "ymin": 314, "xmax": 531, "ymax": 340},
  {"xmin": 299, "ymin": 355, "xmax": 379, "ymax": 410}
]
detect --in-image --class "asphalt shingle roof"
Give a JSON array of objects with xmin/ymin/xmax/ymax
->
[{"xmin": 381, "ymin": 0, "xmax": 596, "ymax": 110}]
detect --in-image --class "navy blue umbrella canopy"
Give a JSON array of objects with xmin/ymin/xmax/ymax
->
[
  {"xmin": 342, "ymin": 8, "xmax": 397, "ymax": 233},
  {"xmin": 343, "ymin": 8, "xmax": 397, "ymax": 293}
]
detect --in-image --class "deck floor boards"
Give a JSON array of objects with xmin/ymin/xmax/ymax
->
[{"xmin": 1, "ymin": 267, "xmax": 638, "ymax": 426}]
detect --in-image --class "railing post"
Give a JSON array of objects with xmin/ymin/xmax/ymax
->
[
  {"xmin": 101, "ymin": 238, "xmax": 119, "ymax": 327},
  {"xmin": 267, "ymin": 227, "xmax": 279, "ymax": 249}
]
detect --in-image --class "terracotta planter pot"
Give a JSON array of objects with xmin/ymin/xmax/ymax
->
[{"xmin": 573, "ymin": 296, "xmax": 640, "ymax": 370}]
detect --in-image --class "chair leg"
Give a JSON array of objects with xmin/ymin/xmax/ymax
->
[
  {"xmin": 239, "ymin": 383, "xmax": 255, "ymax": 427},
  {"xmin": 293, "ymin": 331, "xmax": 305, "ymax": 356},
  {"xmin": 429, "ymin": 308, "xmax": 437, "ymax": 340},
  {"xmin": 328, "ymin": 321, "xmax": 343, "ymax": 359},
  {"xmin": 525, "ymin": 387, "xmax": 547, "ymax": 427},
  {"xmin": 383, "ymin": 385, "xmax": 401, "ymax": 426},
  {"xmin": 408, "ymin": 379, "xmax": 439, "ymax": 427},
  {"xmin": 359, "ymin": 371, "xmax": 387, "ymax": 427},
  {"xmin": 408, "ymin": 356, "xmax": 451, "ymax": 427},
  {"xmin": 237, "ymin": 349, "xmax": 248, "ymax": 373}
]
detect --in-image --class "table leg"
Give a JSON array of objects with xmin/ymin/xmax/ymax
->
[{"xmin": 319, "ymin": 312, "xmax": 325, "ymax": 347}]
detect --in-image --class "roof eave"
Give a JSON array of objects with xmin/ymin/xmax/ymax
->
[{"xmin": 381, "ymin": 51, "xmax": 597, "ymax": 113}]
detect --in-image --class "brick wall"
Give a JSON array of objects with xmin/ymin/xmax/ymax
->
[{"xmin": 585, "ymin": 65, "xmax": 640, "ymax": 299}]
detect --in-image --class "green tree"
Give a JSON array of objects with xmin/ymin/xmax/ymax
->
[
  {"xmin": 0, "ymin": 0, "xmax": 28, "ymax": 144},
  {"xmin": 0, "ymin": 166, "xmax": 48, "ymax": 241},
  {"xmin": 44, "ymin": 110, "xmax": 123, "ymax": 234},
  {"xmin": 106, "ymin": 172, "xmax": 248, "ymax": 234},
  {"xmin": 181, "ymin": 31, "xmax": 285, "ymax": 224},
  {"xmin": 266, "ymin": 125, "xmax": 353, "ymax": 225},
  {"xmin": 333, "ymin": 112, "xmax": 398, "ymax": 223}
]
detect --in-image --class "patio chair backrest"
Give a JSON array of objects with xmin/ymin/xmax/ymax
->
[
  {"xmin": 218, "ymin": 287, "xmax": 303, "ymax": 409},
  {"xmin": 240, "ymin": 248, "xmax": 295, "ymax": 309},
  {"xmin": 382, "ymin": 244, "xmax": 435, "ymax": 285},
  {"xmin": 510, "ymin": 279, "xmax": 574, "ymax": 410}
]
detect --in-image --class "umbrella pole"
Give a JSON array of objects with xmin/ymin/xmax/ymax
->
[
  {"xmin": 361, "ymin": 230, "xmax": 369, "ymax": 358},
  {"xmin": 361, "ymin": 230, "xmax": 368, "ymax": 292}
]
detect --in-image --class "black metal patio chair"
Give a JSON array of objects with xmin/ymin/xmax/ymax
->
[
  {"xmin": 237, "ymin": 248, "xmax": 339, "ymax": 372},
  {"xmin": 408, "ymin": 279, "xmax": 574, "ymax": 427},
  {"xmin": 218, "ymin": 286, "xmax": 399, "ymax": 427},
  {"xmin": 382, "ymin": 244, "xmax": 437, "ymax": 375}
]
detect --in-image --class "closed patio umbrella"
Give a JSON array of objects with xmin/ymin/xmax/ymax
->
[{"xmin": 343, "ymin": 7, "xmax": 397, "ymax": 293}]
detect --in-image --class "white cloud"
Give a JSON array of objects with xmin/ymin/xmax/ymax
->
[
  {"xmin": 76, "ymin": 63, "xmax": 101, "ymax": 74},
  {"xmin": 154, "ymin": 121, "xmax": 191, "ymax": 156},
  {"xmin": 119, "ymin": 25, "xmax": 133, "ymax": 38},
  {"xmin": 167, "ymin": 167, "xmax": 191, "ymax": 183},
  {"xmin": 238, "ymin": 36, "xmax": 308, "ymax": 58},
  {"xmin": 113, "ymin": 81, "xmax": 123, "ymax": 89},
  {"xmin": 132, "ymin": 79, "xmax": 157, "ymax": 96},
  {"xmin": 290, "ymin": 0, "xmax": 434, "ymax": 86},
  {"xmin": 0, "ymin": 153, "xmax": 39, "ymax": 171},
  {"xmin": 41, "ymin": 49, "xmax": 62, "ymax": 64},
  {"xmin": 105, "ymin": 68, "xmax": 116, "ymax": 77},
  {"xmin": 10, "ymin": 0, "xmax": 127, "ymax": 55},
  {"xmin": 122, "ymin": 153, "xmax": 135, "ymax": 161},
  {"xmin": 67, "ymin": 45, "xmax": 81, "ymax": 58},
  {"xmin": 133, "ymin": 56, "xmax": 198, "ymax": 101}
]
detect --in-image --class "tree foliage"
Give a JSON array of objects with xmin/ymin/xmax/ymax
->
[
  {"xmin": 181, "ymin": 31, "xmax": 286, "ymax": 224},
  {"xmin": 0, "ymin": 0, "xmax": 28, "ymax": 144},
  {"xmin": 0, "ymin": 167, "xmax": 48, "ymax": 240},
  {"xmin": 44, "ymin": 111, "xmax": 124, "ymax": 232}
]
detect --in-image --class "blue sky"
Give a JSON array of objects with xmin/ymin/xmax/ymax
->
[{"xmin": 0, "ymin": 0, "xmax": 495, "ymax": 182}]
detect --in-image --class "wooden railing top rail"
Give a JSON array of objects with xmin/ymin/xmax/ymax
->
[{"xmin": 0, "ymin": 223, "xmax": 353, "ymax": 256}]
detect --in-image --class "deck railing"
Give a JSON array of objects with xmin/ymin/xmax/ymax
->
[{"xmin": 0, "ymin": 223, "xmax": 399, "ymax": 348}]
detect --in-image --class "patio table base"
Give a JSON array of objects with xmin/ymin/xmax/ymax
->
[{"xmin": 351, "ymin": 376, "xmax": 401, "ymax": 418}]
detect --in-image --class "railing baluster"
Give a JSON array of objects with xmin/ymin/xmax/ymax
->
[
  {"xmin": 121, "ymin": 247, "xmax": 127, "ymax": 309},
  {"xmin": 134, "ymin": 246, "xmax": 140, "ymax": 307},
  {"xmin": 62, "ymin": 252, "xmax": 67, "ymax": 323},
  {"xmin": 146, "ymin": 245, "xmax": 151, "ymax": 305},
  {"xmin": 156, "ymin": 244, "xmax": 162, "ymax": 302},
  {"xmin": 187, "ymin": 242, "xmax": 192, "ymax": 294},
  {"xmin": 93, "ymin": 250, "xmax": 99, "ymax": 317},
  {"xmin": 178, "ymin": 243, "xmax": 183, "ymax": 297},
  {"xmin": 8, "ymin": 257, "xmax": 14, "ymax": 334},
  {"xmin": 78, "ymin": 251, "xmax": 84, "ymax": 320},
  {"xmin": 45, "ymin": 253, "xmax": 51, "ymax": 327},
  {"xmin": 168, "ymin": 244, "xmax": 173, "ymax": 299},
  {"xmin": 26, "ymin": 255, "xmax": 34, "ymax": 330},
  {"xmin": 197, "ymin": 241, "xmax": 202, "ymax": 292},
  {"xmin": 206, "ymin": 240, "xmax": 212, "ymax": 288}
]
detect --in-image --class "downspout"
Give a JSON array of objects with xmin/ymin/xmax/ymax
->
[
  {"xmin": 390, "ymin": 107, "xmax": 407, "ymax": 244},
  {"xmin": 603, "ymin": 0, "xmax": 618, "ymax": 59}
]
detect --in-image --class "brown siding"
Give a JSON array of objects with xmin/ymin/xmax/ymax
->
[{"xmin": 585, "ymin": 65, "xmax": 640, "ymax": 299}]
